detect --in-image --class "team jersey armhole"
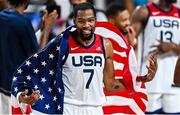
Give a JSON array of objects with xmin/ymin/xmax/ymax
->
[
  {"xmin": 178, "ymin": 8, "xmax": 180, "ymax": 16},
  {"xmin": 62, "ymin": 44, "xmax": 69, "ymax": 65},
  {"xmin": 100, "ymin": 37, "xmax": 106, "ymax": 60}
]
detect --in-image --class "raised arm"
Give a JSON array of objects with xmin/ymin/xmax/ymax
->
[
  {"xmin": 103, "ymin": 38, "xmax": 126, "ymax": 92},
  {"xmin": 39, "ymin": 10, "xmax": 58, "ymax": 48},
  {"xmin": 131, "ymin": 6, "xmax": 149, "ymax": 37}
]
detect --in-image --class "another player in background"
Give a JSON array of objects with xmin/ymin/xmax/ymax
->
[
  {"xmin": 101, "ymin": 2, "xmax": 157, "ymax": 114},
  {"xmin": 132, "ymin": 0, "xmax": 180, "ymax": 113}
]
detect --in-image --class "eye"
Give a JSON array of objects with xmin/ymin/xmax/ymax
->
[{"xmin": 78, "ymin": 20, "xmax": 85, "ymax": 24}]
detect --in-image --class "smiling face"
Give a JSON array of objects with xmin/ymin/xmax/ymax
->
[
  {"xmin": 74, "ymin": 9, "xmax": 96, "ymax": 41},
  {"xmin": 113, "ymin": 9, "xmax": 130, "ymax": 35}
]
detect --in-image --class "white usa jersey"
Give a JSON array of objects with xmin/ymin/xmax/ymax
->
[
  {"xmin": 138, "ymin": 3, "xmax": 180, "ymax": 93},
  {"xmin": 62, "ymin": 34, "xmax": 106, "ymax": 106}
]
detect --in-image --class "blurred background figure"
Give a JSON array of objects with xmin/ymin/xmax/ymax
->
[
  {"xmin": 0, "ymin": 0, "xmax": 8, "ymax": 11},
  {"xmin": 25, "ymin": 0, "xmax": 61, "ymax": 42},
  {"xmin": 131, "ymin": 0, "xmax": 180, "ymax": 113},
  {"xmin": 0, "ymin": 0, "xmax": 58, "ymax": 114},
  {"xmin": 102, "ymin": 2, "xmax": 157, "ymax": 114},
  {"xmin": 106, "ymin": 2, "xmax": 136, "ymax": 46}
]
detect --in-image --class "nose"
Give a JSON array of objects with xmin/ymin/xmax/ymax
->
[
  {"xmin": 82, "ymin": 21, "xmax": 91, "ymax": 29},
  {"xmin": 126, "ymin": 20, "xmax": 130, "ymax": 26}
]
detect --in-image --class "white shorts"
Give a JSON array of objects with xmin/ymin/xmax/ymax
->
[
  {"xmin": 146, "ymin": 93, "xmax": 180, "ymax": 113},
  {"xmin": 63, "ymin": 103, "xmax": 103, "ymax": 115},
  {"xmin": 0, "ymin": 93, "xmax": 11, "ymax": 114}
]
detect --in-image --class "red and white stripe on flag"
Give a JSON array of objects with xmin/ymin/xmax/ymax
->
[
  {"xmin": 11, "ymin": 94, "xmax": 32, "ymax": 114},
  {"xmin": 95, "ymin": 22, "xmax": 148, "ymax": 114}
]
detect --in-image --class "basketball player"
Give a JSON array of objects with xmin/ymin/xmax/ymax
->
[
  {"xmin": 131, "ymin": 0, "xmax": 180, "ymax": 113},
  {"xmin": 102, "ymin": 2, "xmax": 157, "ymax": 114},
  {"xmin": 14, "ymin": 3, "xmax": 127, "ymax": 115}
]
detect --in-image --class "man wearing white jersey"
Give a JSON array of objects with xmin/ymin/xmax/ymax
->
[
  {"xmin": 12, "ymin": 2, "xmax": 157, "ymax": 115},
  {"xmin": 132, "ymin": 0, "xmax": 180, "ymax": 113},
  {"xmin": 102, "ymin": 2, "xmax": 157, "ymax": 114},
  {"xmin": 13, "ymin": 3, "xmax": 129, "ymax": 115}
]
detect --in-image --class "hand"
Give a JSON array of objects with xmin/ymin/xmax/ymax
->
[
  {"xmin": 126, "ymin": 26, "xmax": 136, "ymax": 46},
  {"xmin": 19, "ymin": 89, "xmax": 40, "ymax": 105},
  {"xmin": 150, "ymin": 40, "xmax": 176, "ymax": 55},
  {"xmin": 41, "ymin": 10, "xmax": 58, "ymax": 32},
  {"xmin": 143, "ymin": 54, "xmax": 157, "ymax": 82}
]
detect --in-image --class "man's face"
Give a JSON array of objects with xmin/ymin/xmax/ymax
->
[
  {"xmin": 113, "ymin": 10, "xmax": 130, "ymax": 35},
  {"xmin": 74, "ymin": 9, "xmax": 96, "ymax": 41},
  {"xmin": 70, "ymin": 0, "xmax": 88, "ymax": 5}
]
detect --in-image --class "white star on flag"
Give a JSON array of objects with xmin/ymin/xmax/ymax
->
[
  {"xmin": 45, "ymin": 104, "xmax": 50, "ymax": 109},
  {"xmin": 25, "ymin": 60, "xmax": 31, "ymax": 66},
  {"xmin": 41, "ymin": 61, "xmax": 47, "ymax": 66},
  {"xmin": 53, "ymin": 96, "xmax": 57, "ymax": 101},
  {"xmin": 41, "ymin": 77, "xmax": 47, "ymax": 83},
  {"xmin": 56, "ymin": 46, "xmax": 60, "ymax": 51},
  {"xmin": 57, "ymin": 105, "xmax": 61, "ymax": 110},
  {"xmin": 49, "ymin": 54, "xmax": 54, "ymax": 59},
  {"xmin": 33, "ymin": 68, "xmax": 39, "ymax": 74},
  {"xmin": 48, "ymin": 87, "xmax": 52, "ymax": 92},
  {"xmin": 34, "ymin": 85, "xmax": 38, "ymax": 90},
  {"xmin": 39, "ymin": 94, "xmax": 44, "ymax": 100},
  {"xmin": 58, "ymin": 88, "xmax": 61, "ymax": 93},
  {"xmin": 26, "ymin": 75, "xmax": 31, "ymax": 80},
  {"xmin": 33, "ymin": 53, "xmax": 38, "ymax": 58},
  {"xmin": 49, "ymin": 70, "xmax": 54, "ymax": 76},
  {"xmin": 17, "ymin": 69, "xmax": 23, "ymax": 74},
  {"xmin": 14, "ymin": 87, "xmax": 18, "ymax": 92},
  {"xmin": 13, "ymin": 77, "xmax": 17, "ymax": 81}
]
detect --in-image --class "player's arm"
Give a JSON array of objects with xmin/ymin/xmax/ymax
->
[
  {"xmin": 103, "ymin": 38, "xmax": 126, "ymax": 92},
  {"xmin": 39, "ymin": 10, "xmax": 58, "ymax": 48},
  {"xmin": 131, "ymin": 6, "xmax": 149, "ymax": 37},
  {"xmin": 150, "ymin": 41, "xmax": 180, "ymax": 55}
]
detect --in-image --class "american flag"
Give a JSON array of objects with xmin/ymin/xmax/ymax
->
[
  {"xmin": 11, "ymin": 26, "xmax": 74, "ymax": 114},
  {"xmin": 11, "ymin": 22, "xmax": 147, "ymax": 114},
  {"xmin": 95, "ymin": 22, "xmax": 148, "ymax": 114}
]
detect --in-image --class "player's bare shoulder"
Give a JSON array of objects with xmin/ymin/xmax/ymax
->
[
  {"xmin": 133, "ymin": 6, "xmax": 149, "ymax": 19},
  {"xmin": 103, "ymin": 38, "xmax": 113, "ymax": 59}
]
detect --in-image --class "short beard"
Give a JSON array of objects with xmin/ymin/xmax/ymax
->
[{"xmin": 79, "ymin": 30, "xmax": 94, "ymax": 41}]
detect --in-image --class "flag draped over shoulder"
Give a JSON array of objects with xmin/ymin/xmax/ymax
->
[
  {"xmin": 11, "ymin": 22, "xmax": 147, "ymax": 114},
  {"xmin": 95, "ymin": 22, "xmax": 148, "ymax": 114},
  {"xmin": 11, "ymin": 26, "xmax": 74, "ymax": 114}
]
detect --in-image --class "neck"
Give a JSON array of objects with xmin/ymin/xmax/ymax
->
[
  {"xmin": 10, "ymin": 5, "xmax": 25, "ymax": 14},
  {"xmin": 74, "ymin": 32, "xmax": 94, "ymax": 46},
  {"xmin": 158, "ymin": 1, "xmax": 173, "ymax": 11},
  {"xmin": 78, "ymin": 36, "xmax": 94, "ymax": 46}
]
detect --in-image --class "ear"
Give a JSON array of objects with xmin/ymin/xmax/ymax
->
[{"xmin": 108, "ymin": 17, "xmax": 115, "ymax": 24}]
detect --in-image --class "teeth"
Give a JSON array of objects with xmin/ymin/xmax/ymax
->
[{"xmin": 83, "ymin": 30, "xmax": 90, "ymax": 34}]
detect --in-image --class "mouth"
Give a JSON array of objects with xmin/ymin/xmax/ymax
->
[{"xmin": 82, "ymin": 29, "xmax": 91, "ymax": 35}]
